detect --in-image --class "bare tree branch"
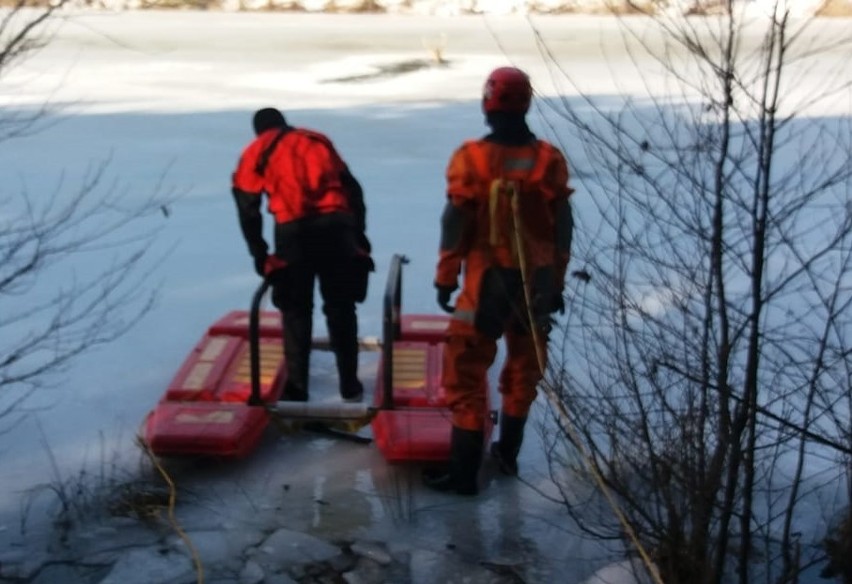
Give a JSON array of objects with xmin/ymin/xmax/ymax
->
[
  {"xmin": 0, "ymin": 0, "xmax": 176, "ymax": 433},
  {"xmin": 527, "ymin": 3, "xmax": 852, "ymax": 582}
]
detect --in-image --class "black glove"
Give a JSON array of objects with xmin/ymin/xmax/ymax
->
[
  {"xmin": 551, "ymin": 293, "xmax": 565, "ymax": 315},
  {"xmin": 436, "ymin": 286, "xmax": 456, "ymax": 314},
  {"xmin": 253, "ymin": 253, "xmax": 268, "ymax": 277}
]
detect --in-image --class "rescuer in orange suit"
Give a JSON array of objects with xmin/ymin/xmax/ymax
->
[
  {"xmin": 231, "ymin": 108, "xmax": 373, "ymax": 403},
  {"xmin": 424, "ymin": 67, "xmax": 575, "ymax": 495}
]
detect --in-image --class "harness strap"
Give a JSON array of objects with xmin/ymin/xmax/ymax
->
[
  {"xmin": 488, "ymin": 180, "xmax": 502, "ymax": 247},
  {"xmin": 254, "ymin": 126, "xmax": 290, "ymax": 177}
]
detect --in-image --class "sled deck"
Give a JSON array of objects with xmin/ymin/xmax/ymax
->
[
  {"xmin": 371, "ymin": 255, "xmax": 493, "ymax": 463},
  {"xmin": 143, "ymin": 282, "xmax": 287, "ymax": 458}
]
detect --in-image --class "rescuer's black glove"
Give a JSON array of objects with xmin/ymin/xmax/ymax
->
[{"xmin": 436, "ymin": 285, "xmax": 456, "ymax": 314}]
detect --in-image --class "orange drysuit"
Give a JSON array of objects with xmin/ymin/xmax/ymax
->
[{"xmin": 435, "ymin": 139, "xmax": 574, "ymax": 431}]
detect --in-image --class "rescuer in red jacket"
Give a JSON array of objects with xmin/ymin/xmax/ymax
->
[
  {"xmin": 424, "ymin": 68, "xmax": 575, "ymax": 495},
  {"xmin": 231, "ymin": 108, "xmax": 373, "ymax": 403}
]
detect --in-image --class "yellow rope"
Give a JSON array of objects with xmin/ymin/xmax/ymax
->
[
  {"xmin": 137, "ymin": 436, "xmax": 205, "ymax": 584},
  {"xmin": 508, "ymin": 188, "xmax": 665, "ymax": 584},
  {"xmin": 489, "ymin": 180, "xmax": 502, "ymax": 247}
]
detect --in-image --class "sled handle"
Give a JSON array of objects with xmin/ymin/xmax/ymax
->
[
  {"xmin": 382, "ymin": 254, "xmax": 408, "ymax": 410},
  {"xmin": 248, "ymin": 278, "xmax": 273, "ymax": 406}
]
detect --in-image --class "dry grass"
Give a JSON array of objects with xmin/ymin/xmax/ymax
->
[{"xmin": 817, "ymin": 0, "xmax": 852, "ymax": 16}]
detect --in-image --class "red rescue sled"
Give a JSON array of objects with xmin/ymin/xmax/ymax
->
[{"xmin": 142, "ymin": 254, "xmax": 492, "ymax": 463}]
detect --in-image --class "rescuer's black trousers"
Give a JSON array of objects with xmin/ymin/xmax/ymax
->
[{"xmin": 270, "ymin": 214, "xmax": 365, "ymax": 400}]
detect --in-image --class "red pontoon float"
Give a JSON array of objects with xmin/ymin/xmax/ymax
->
[
  {"xmin": 142, "ymin": 254, "xmax": 493, "ymax": 462},
  {"xmin": 142, "ymin": 281, "xmax": 288, "ymax": 458},
  {"xmin": 371, "ymin": 255, "xmax": 494, "ymax": 463}
]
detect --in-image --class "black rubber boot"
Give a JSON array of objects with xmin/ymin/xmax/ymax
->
[
  {"xmin": 490, "ymin": 413, "xmax": 526, "ymax": 476},
  {"xmin": 423, "ymin": 427, "xmax": 484, "ymax": 496},
  {"xmin": 282, "ymin": 311, "xmax": 311, "ymax": 402},
  {"xmin": 325, "ymin": 301, "xmax": 362, "ymax": 401}
]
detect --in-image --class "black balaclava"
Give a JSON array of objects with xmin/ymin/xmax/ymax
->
[
  {"xmin": 484, "ymin": 111, "xmax": 535, "ymax": 147},
  {"xmin": 252, "ymin": 108, "xmax": 287, "ymax": 136}
]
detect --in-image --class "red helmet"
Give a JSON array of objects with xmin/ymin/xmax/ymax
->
[{"xmin": 482, "ymin": 67, "xmax": 532, "ymax": 114}]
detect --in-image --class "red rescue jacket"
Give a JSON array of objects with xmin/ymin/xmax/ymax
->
[{"xmin": 232, "ymin": 127, "xmax": 354, "ymax": 224}]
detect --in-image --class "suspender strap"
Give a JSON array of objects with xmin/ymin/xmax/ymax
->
[{"xmin": 254, "ymin": 126, "xmax": 291, "ymax": 176}]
